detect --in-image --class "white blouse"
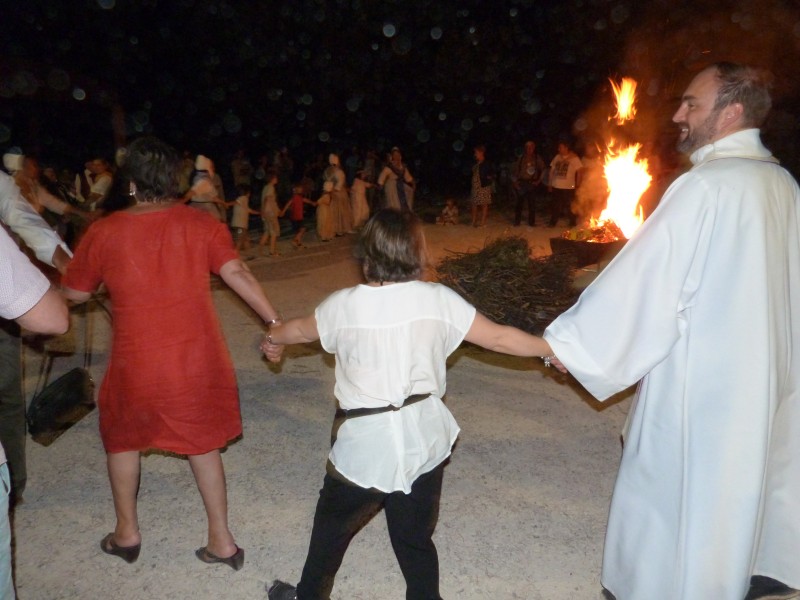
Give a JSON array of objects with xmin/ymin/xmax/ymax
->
[{"xmin": 316, "ymin": 280, "xmax": 476, "ymax": 493}]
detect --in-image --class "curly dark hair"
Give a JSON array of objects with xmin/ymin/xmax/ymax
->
[
  {"xmin": 122, "ymin": 136, "xmax": 181, "ymax": 202},
  {"xmin": 355, "ymin": 209, "xmax": 428, "ymax": 284}
]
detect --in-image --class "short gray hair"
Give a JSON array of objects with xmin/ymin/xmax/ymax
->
[{"xmin": 711, "ymin": 62, "xmax": 772, "ymax": 128}]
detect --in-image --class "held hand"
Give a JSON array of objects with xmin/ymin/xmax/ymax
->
[
  {"xmin": 541, "ymin": 354, "xmax": 568, "ymax": 374},
  {"xmin": 260, "ymin": 334, "xmax": 284, "ymax": 363}
]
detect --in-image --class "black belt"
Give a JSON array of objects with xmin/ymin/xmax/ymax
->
[{"xmin": 334, "ymin": 393, "xmax": 432, "ymax": 420}]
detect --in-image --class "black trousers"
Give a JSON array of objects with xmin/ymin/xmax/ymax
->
[
  {"xmin": 549, "ymin": 187, "xmax": 577, "ymax": 227},
  {"xmin": 514, "ymin": 181, "xmax": 538, "ymax": 225},
  {"xmin": 0, "ymin": 321, "xmax": 25, "ymax": 503},
  {"xmin": 296, "ymin": 463, "xmax": 445, "ymax": 600}
]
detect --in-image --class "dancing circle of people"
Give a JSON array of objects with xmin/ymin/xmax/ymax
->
[{"xmin": 2, "ymin": 60, "xmax": 800, "ymax": 600}]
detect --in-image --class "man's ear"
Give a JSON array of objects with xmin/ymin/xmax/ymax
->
[{"xmin": 720, "ymin": 102, "xmax": 744, "ymax": 126}]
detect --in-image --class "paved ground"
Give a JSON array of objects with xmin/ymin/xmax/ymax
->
[{"xmin": 12, "ymin": 206, "xmax": 633, "ymax": 599}]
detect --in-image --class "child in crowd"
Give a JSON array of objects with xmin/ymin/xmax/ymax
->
[
  {"xmin": 258, "ymin": 172, "xmax": 282, "ymax": 256},
  {"xmin": 280, "ymin": 184, "xmax": 316, "ymax": 249},
  {"xmin": 228, "ymin": 185, "xmax": 259, "ymax": 253},
  {"xmin": 437, "ymin": 198, "xmax": 459, "ymax": 225},
  {"xmin": 263, "ymin": 209, "xmax": 557, "ymax": 600}
]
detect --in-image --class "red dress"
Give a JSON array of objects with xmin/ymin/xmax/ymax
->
[{"xmin": 64, "ymin": 204, "xmax": 241, "ymax": 454}]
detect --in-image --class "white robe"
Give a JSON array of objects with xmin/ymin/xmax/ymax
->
[{"xmin": 544, "ymin": 129, "xmax": 800, "ymax": 600}]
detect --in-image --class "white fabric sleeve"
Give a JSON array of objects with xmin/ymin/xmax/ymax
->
[
  {"xmin": 544, "ymin": 172, "xmax": 714, "ymax": 400},
  {"xmin": 0, "ymin": 225, "xmax": 50, "ymax": 320},
  {"xmin": 0, "ymin": 172, "xmax": 71, "ymax": 266}
]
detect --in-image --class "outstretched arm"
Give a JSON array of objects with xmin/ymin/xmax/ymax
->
[
  {"xmin": 464, "ymin": 312, "xmax": 565, "ymax": 372},
  {"xmin": 219, "ymin": 258, "xmax": 284, "ymax": 363},
  {"xmin": 259, "ymin": 314, "xmax": 319, "ymax": 362},
  {"xmin": 219, "ymin": 258, "xmax": 281, "ymax": 323},
  {"xmin": 265, "ymin": 315, "xmax": 319, "ymax": 345}
]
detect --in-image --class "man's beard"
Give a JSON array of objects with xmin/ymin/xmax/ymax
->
[{"xmin": 676, "ymin": 108, "xmax": 721, "ymax": 154}]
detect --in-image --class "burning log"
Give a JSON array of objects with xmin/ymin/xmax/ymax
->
[
  {"xmin": 435, "ymin": 236, "xmax": 580, "ymax": 335},
  {"xmin": 560, "ymin": 221, "xmax": 625, "ymax": 243}
]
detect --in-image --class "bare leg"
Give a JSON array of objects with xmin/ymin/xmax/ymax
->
[
  {"xmin": 106, "ymin": 451, "xmax": 142, "ymax": 547},
  {"xmin": 188, "ymin": 450, "xmax": 237, "ymax": 558},
  {"xmin": 480, "ymin": 204, "xmax": 489, "ymax": 226},
  {"xmin": 471, "ymin": 204, "xmax": 478, "ymax": 227}
]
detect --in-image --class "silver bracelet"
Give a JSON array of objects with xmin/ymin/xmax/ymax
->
[{"xmin": 542, "ymin": 354, "xmax": 556, "ymax": 368}]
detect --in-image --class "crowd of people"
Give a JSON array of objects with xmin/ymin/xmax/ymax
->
[
  {"xmin": 0, "ymin": 132, "xmax": 660, "ymax": 268},
  {"xmin": 1, "ymin": 61, "xmax": 799, "ymax": 600},
  {"xmin": 0, "ymin": 144, "xmax": 423, "ymax": 267},
  {"xmin": 0, "ymin": 132, "xmax": 667, "ymax": 264}
]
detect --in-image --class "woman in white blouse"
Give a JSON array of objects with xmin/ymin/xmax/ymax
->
[{"xmin": 263, "ymin": 209, "xmax": 558, "ymax": 600}]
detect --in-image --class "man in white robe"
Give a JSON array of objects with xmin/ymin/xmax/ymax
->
[{"xmin": 544, "ymin": 63, "xmax": 800, "ymax": 600}]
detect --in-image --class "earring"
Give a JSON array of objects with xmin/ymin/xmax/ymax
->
[{"xmin": 128, "ymin": 182, "xmax": 136, "ymax": 197}]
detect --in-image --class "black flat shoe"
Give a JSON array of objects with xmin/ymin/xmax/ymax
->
[
  {"xmin": 100, "ymin": 533, "xmax": 141, "ymax": 564},
  {"xmin": 744, "ymin": 576, "xmax": 800, "ymax": 600},
  {"xmin": 195, "ymin": 545, "xmax": 244, "ymax": 571},
  {"xmin": 266, "ymin": 580, "xmax": 297, "ymax": 600}
]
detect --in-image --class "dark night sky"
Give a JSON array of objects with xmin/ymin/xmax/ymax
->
[{"xmin": 2, "ymin": 0, "xmax": 800, "ymax": 196}]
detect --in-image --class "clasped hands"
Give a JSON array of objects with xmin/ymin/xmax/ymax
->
[
  {"xmin": 261, "ymin": 333, "xmax": 284, "ymax": 363},
  {"xmin": 545, "ymin": 355, "xmax": 568, "ymax": 374}
]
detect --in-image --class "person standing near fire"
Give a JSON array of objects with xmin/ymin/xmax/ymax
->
[
  {"xmin": 513, "ymin": 140, "xmax": 545, "ymax": 226},
  {"xmin": 470, "ymin": 144, "xmax": 494, "ymax": 228},
  {"xmin": 543, "ymin": 62, "xmax": 800, "ymax": 600},
  {"xmin": 547, "ymin": 139, "xmax": 582, "ymax": 227}
]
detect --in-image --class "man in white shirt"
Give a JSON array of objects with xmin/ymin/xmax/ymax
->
[
  {"xmin": 547, "ymin": 140, "xmax": 582, "ymax": 227},
  {"xmin": 0, "ymin": 171, "xmax": 71, "ymax": 507},
  {"xmin": 0, "ymin": 219, "xmax": 69, "ymax": 599}
]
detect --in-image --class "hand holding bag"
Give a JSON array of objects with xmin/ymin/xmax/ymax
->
[{"xmin": 26, "ymin": 302, "xmax": 97, "ymax": 446}]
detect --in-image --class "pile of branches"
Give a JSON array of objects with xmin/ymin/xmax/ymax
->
[{"xmin": 434, "ymin": 236, "xmax": 580, "ymax": 335}]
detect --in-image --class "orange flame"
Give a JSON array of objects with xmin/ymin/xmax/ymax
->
[
  {"xmin": 598, "ymin": 141, "xmax": 649, "ymax": 238},
  {"xmin": 585, "ymin": 77, "xmax": 650, "ymax": 240},
  {"xmin": 609, "ymin": 77, "xmax": 637, "ymax": 125}
]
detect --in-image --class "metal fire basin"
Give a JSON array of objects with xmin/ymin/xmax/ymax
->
[{"xmin": 548, "ymin": 237, "xmax": 627, "ymax": 268}]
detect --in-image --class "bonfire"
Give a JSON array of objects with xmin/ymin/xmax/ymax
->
[{"xmin": 561, "ymin": 76, "xmax": 651, "ymax": 244}]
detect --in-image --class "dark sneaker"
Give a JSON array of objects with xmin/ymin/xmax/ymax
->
[
  {"xmin": 744, "ymin": 576, "xmax": 800, "ymax": 600},
  {"xmin": 266, "ymin": 580, "xmax": 298, "ymax": 600}
]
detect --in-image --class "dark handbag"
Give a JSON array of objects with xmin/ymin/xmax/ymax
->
[{"xmin": 26, "ymin": 302, "xmax": 97, "ymax": 446}]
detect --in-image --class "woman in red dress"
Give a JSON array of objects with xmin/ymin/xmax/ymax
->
[{"xmin": 63, "ymin": 137, "xmax": 283, "ymax": 570}]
